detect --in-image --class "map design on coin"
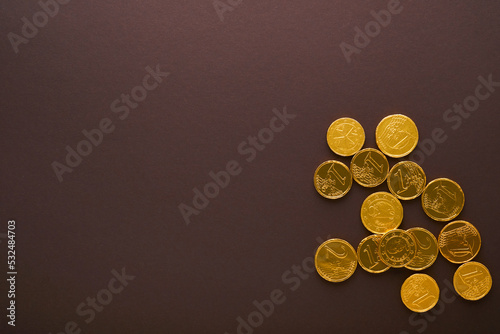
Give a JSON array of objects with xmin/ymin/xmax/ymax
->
[
  {"xmin": 376, "ymin": 115, "xmax": 419, "ymax": 158},
  {"xmin": 422, "ymin": 178, "xmax": 464, "ymax": 221},
  {"xmin": 327, "ymin": 118, "xmax": 365, "ymax": 156},
  {"xmin": 401, "ymin": 274, "xmax": 439, "ymax": 312},
  {"xmin": 438, "ymin": 221, "xmax": 480, "ymax": 263},
  {"xmin": 350, "ymin": 149, "xmax": 389, "ymax": 187},
  {"xmin": 361, "ymin": 192, "xmax": 403, "ymax": 234},
  {"xmin": 454, "ymin": 262, "xmax": 492, "ymax": 300},
  {"xmin": 406, "ymin": 228, "xmax": 438, "ymax": 271},
  {"xmin": 313, "ymin": 161, "xmax": 352, "ymax": 199},
  {"xmin": 315, "ymin": 239, "xmax": 357, "ymax": 282},
  {"xmin": 388, "ymin": 161, "xmax": 426, "ymax": 200}
]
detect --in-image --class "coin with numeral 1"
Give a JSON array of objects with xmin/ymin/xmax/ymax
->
[
  {"xmin": 453, "ymin": 261, "xmax": 492, "ymax": 301},
  {"xmin": 401, "ymin": 274, "xmax": 440, "ymax": 312},
  {"xmin": 357, "ymin": 235, "xmax": 390, "ymax": 273},
  {"xmin": 327, "ymin": 117, "xmax": 365, "ymax": 156},
  {"xmin": 422, "ymin": 178, "xmax": 464, "ymax": 221},
  {"xmin": 387, "ymin": 161, "xmax": 426, "ymax": 200},
  {"xmin": 315, "ymin": 239, "xmax": 357, "ymax": 282},
  {"xmin": 379, "ymin": 229, "xmax": 416, "ymax": 268},
  {"xmin": 438, "ymin": 220, "xmax": 480, "ymax": 263},
  {"xmin": 350, "ymin": 148, "xmax": 389, "ymax": 187},
  {"xmin": 376, "ymin": 114, "xmax": 419, "ymax": 158},
  {"xmin": 313, "ymin": 160, "xmax": 352, "ymax": 199}
]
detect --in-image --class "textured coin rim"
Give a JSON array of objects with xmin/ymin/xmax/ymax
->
[
  {"xmin": 453, "ymin": 261, "xmax": 492, "ymax": 301},
  {"xmin": 375, "ymin": 114, "xmax": 419, "ymax": 158},
  {"xmin": 326, "ymin": 117, "xmax": 366, "ymax": 156},
  {"xmin": 313, "ymin": 160, "xmax": 353, "ymax": 199},
  {"xmin": 387, "ymin": 161, "xmax": 427, "ymax": 200},
  {"xmin": 401, "ymin": 273, "xmax": 440, "ymax": 313},
  {"xmin": 438, "ymin": 220, "xmax": 481, "ymax": 264},
  {"xmin": 356, "ymin": 235, "xmax": 390, "ymax": 274},
  {"xmin": 350, "ymin": 148, "xmax": 389, "ymax": 187},
  {"xmin": 378, "ymin": 229, "xmax": 417, "ymax": 268},
  {"xmin": 314, "ymin": 238, "xmax": 358, "ymax": 282},
  {"xmin": 360, "ymin": 191, "xmax": 404, "ymax": 234},
  {"xmin": 404, "ymin": 227, "xmax": 439, "ymax": 271},
  {"xmin": 421, "ymin": 178, "xmax": 465, "ymax": 222}
]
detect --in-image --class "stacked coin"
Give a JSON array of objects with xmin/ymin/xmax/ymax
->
[{"xmin": 313, "ymin": 115, "xmax": 492, "ymax": 313}]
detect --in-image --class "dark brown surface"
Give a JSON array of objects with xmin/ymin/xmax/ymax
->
[{"xmin": 1, "ymin": 1, "xmax": 499, "ymax": 333}]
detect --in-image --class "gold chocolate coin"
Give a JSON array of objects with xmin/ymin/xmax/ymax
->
[
  {"xmin": 453, "ymin": 261, "xmax": 492, "ymax": 301},
  {"xmin": 361, "ymin": 192, "xmax": 403, "ymax": 234},
  {"xmin": 422, "ymin": 178, "xmax": 464, "ymax": 221},
  {"xmin": 357, "ymin": 235, "xmax": 390, "ymax": 273},
  {"xmin": 438, "ymin": 220, "xmax": 480, "ymax": 263},
  {"xmin": 387, "ymin": 161, "xmax": 426, "ymax": 200},
  {"xmin": 315, "ymin": 239, "xmax": 357, "ymax": 282},
  {"xmin": 326, "ymin": 117, "xmax": 365, "ymax": 156},
  {"xmin": 401, "ymin": 274, "xmax": 440, "ymax": 312},
  {"xmin": 405, "ymin": 228, "xmax": 438, "ymax": 271},
  {"xmin": 379, "ymin": 229, "xmax": 416, "ymax": 268},
  {"xmin": 376, "ymin": 114, "xmax": 419, "ymax": 158},
  {"xmin": 313, "ymin": 160, "xmax": 352, "ymax": 199},
  {"xmin": 350, "ymin": 148, "xmax": 389, "ymax": 187}
]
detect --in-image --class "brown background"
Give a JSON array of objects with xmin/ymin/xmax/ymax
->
[{"xmin": 1, "ymin": 0, "xmax": 499, "ymax": 333}]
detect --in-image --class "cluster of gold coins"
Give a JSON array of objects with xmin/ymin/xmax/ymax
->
[{"xmin": 313, "ymin": 115, "xmax": 492, "ymax": 312}]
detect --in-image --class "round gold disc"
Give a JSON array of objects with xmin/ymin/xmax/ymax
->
[
  {"xmin": 350, "ymin": 148, "xmax": 389, "ymax": 187},
  {"xmin": 326, "ymin": 117, "xmax": 365, "ymax": 156},
  {"xmin": 438, "ymin": 220, "xmax": 481, "ymax": 263},
  {"xmin": 453, "ymin": 261, "xmax": 492, "ymax": 301},
  {"xmin": 361, "ymin": 192, "xmax": 403, "ymax": 234},
  {"xmin": 422, "ymin": 178, "xmax": 465, "ymax": 221},
  {"xmin": 357, "ymin": 235, "xmax": 390, "ymax": 273},
  {"xmin": 379, "ymin": 229, "xmax": 416, "ymax": 268},
  {"xmin": 313, "ymin": 160, "xmax": 352, "ymax": 199},
  {"xmin": 315, "ymin": 239, "xmax": 357, "ymax": 282},
  {"xmin": 387, "ymin": 161, "xmax": 426, "ymax": 200},
  {"xmin": 375, "ymin": 114, "xmax": 419, "ymax": 158},
  {"xmin": 401, "ymin": 274, "xmax": 440, "ymax": 312},
  {"xmin": 405, "ymin": 227, "xmax": 438, "ymax": 271}
]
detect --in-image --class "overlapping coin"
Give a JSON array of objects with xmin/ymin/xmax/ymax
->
[
  {"xmin": 315, "ymin": 239, "xmax": 357, "ymax": 282},
  {"xmin": 327, "ymin": 117, "xmax": 365, "ymax": 156},
  {"xmin": 313, "ymin": 160, "xmax": 352, "ymax": 199},
  {"xmin": 422, "ymin": 178, "xmax": 465, "ymax": 221},
  {"xmin": 360, "ymin": 192, "xmax": 403, "ymax": 234},
  {"xmin": 453, "ymin": 261, "xmax": 492, "ymax": 300},
  {"xmin": 405, "ymin": 227, "xmax": 438, "ymax": 271},
  {"xmin": 357, "ymin": 235, "xmax": 390, "ymax": 273},
  {"xmin": 401, "ymin": 274, "xmax": 440, "ymax": 312},
  {"xmin": 350, "ymin": 148, "xmax": 389, "ymax": 187},
  {"xmin": 378, "ymin": 229, "xmax": 416, "ymax": 268},
  {"xmin": 438, "ymin": 220, "xmax": 480, "ymax": 263}
]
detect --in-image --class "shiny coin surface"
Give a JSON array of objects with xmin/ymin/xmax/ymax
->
[
  {"xmin": 401, "ymin": 274, "xmax": 440, "ymax": 312},
  {"xmin": 453, "ymin": 261, "xmax": 492, "ymax": 301},
  {"xmin": 405, "ymin": 228, "xmax": 438, "ymax": 271},
  {"xmin": 422, "ymin": 178, "xmax": 464, "ymax": 221},
  {"xmin": 350, "ymin": 148, "xmax": 389, "ymax": 187},
  {"xmin": 361, "ymin": 192, "xmax": 403, "ymax": 234},
  {"xmin": 387, "ymin": 161, "xmax": 426, "ymax": 200},
  {"xmin": 438, "ymin": 220, "xmax": 480, "ymax": 263},
  {"xmin": 313, "ymin": 160, "xmax": 352, "ymax": 199},
  {"xmin": 376, "ymin": 114, "xmax": 419, "ymax": 158},
  {"xmin": 326, "ymin": 117, "xmax": 365, "ymax": 156},
  {"xmin": 315, "ymin": 239, "xmax": 357, "ymax": 282},
  {"xmin": 379, "ymin": 229, "xmax": 416, "ymax": 268},
  {"xmin": 357, "ymin": 235, "xmax": 390, "ymax": 273}
]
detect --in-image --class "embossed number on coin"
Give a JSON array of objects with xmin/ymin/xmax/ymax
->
[
  {"xmin": 315, "ymin": 239, "xmax": 357, "ymax": 282},
  {"xmin": 422, "ymin": 178, "xmax": 465, "ymax": 221},
  {"xmin": 313, "ymin": 160, "xmax": 352, "ymax": 199},
  {"xmin": 401, "ymin": 274, "xmax": 440, "ymax": 312},
  {"xmin": 350, "ymin": 148, "xmax": 389, "ymax": 187}
]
